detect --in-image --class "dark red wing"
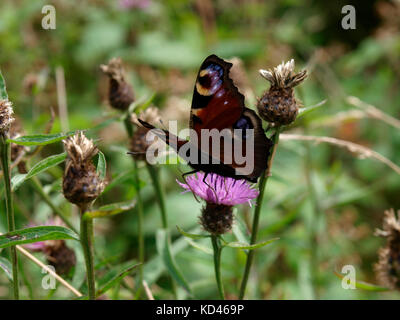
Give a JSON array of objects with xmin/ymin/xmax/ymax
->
[{"xmin": 190, "ymin": 54, "xmax": 244, "ymax": 135}]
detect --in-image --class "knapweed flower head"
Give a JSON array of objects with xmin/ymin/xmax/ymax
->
[
  {"xmin": 374, "ymin": 209, "xmax": 400, "ymax": 290},
  {"xmin": 0, "ymin": 99, "xmax": 14, "ymax": 134},
  {"xmin": 24, "ymin": 217, "xmax": 76, "ymax": 275},
  {"xmin": 62, "ymin": 132, "xmax": 106, "ymax": 210},
  {"xmin": 100, "ymin": 58, "xmax": 134, "ymax": 111},
  {"xmin": 257, "ymin": 59, "xmax": 307, "ymax": 126},
  {"xmin": 177, "ymin": 172, "xmax": 259, "ymax": 206},
  {"xmin": 129, "ymin": 107, "xmax": 161, "ymax": 162},
  {"xmin": 177, "ymin": 173, "xmax": 259, "ymax": 235}
]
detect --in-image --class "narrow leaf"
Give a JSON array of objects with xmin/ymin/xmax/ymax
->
[
  {"xmin": 96, "ymin": 263, "xmax": 140, "ymax": 297},
  {"xmin": 0, "ymin": 226, "xmax": 79, "ymax": 249},
  {"xmin": 96, "ymin": 151, "xmax": 106, "ymax": 180},
  {"xmin": 184, "ymin": 238, "xmax": 212, "ymax": 255},
  {"xmin": 0, "ymin": 70, "xmax": 8, "ymax": 100},
  {"xmin": 156, "ymin": 228, "xmax": 192, "ymax": 294},
  {"xmin": 297, "ymin": 99, "xmax": 327, "ymax": 119},
  {"xmin": 333, "ymin": 271, "xmax": 389, "ymax": 292},
  {"xmin": 223, "ymin": 238, "xmax": 279, "ymax": 250},
  {"xmin": 176, "ymin": 225, "xmax": 209, "ymax": 239},
  {"xmin": 83, "ymin": 200, "xmax": 136, "ymax": 220},
  {"xmin": 0, "ymin": 257, "xmax": 12, "ymax": 282},
  {"xmin": 12, "ymin": 153, "xmax": 67, "ymax": 191},
  {"xmin": 8, "ymin": 132, "xmax": 74, "ymax": 146}
]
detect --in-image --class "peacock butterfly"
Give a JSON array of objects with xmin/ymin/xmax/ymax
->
[{"xmin": 139, "ymin": 54, "xmax": 272, "ymax": 183}]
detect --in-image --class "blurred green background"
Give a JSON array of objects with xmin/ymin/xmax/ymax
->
[{"xmin": 0, "ymin": 0, "xmax": 400, "ymax": 299}]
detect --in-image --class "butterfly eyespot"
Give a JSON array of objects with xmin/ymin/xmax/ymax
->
[
  {"xmin": 233, "ymin": 116, "xmax": 254, "ymax": 139},
  {"xmin": 196, "ymin": 64, "xmax": 224, "ymax": 96}
]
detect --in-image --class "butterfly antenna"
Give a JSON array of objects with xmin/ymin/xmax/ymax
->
[
  {"xmin": 126, "ymin": 151, "xmax": 146, "ymax": 156},
  {"xmin": 158, "ymin": 118, "xmax": 168, "ymax": 131}
]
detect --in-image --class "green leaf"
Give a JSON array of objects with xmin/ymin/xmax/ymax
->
[
  {"xmin": 223, "ymin": 238, "xmax": 279, "ymax": 250},
  {"xmin": 8, "ymin": 132, "xmax": 74, "ymax": 146},
  {"xmin": 184, "ymin": 238, "xmax": 212, "ymax": 255},
  {"xmin": 176, "ymin": 225, "xmax": 209, "ymax": 239},
  {"xmin": 0, "ymin": 70, "xmax": 8, "ymax": 100},
  {"xmin": 96, "ymin": 151, "xmax": 106, "ymax": 180},
  {"xmin": 143, "ymin": 226, "xmax": 201, "ymax": 287},
  {"xmin": 96, "ymin": 262, "xmax": 140, "ymax": 297},
  {"xmin": 12, "ymin": 152, "xmax": 67, "ymax": 191},
  {"xmin": 131, "ymin": 93, "xmax": 156, "ymax": 114},
  {"xmin": 156, "ymin": 228, "xmax": 192, "ymax": 294},
  {"xmin": 0, "ymin": 257, "xmax": 12, "ymax": 282},
  {"xmin": 333, "ymin": 271, "xmax": 389, "ymax": 292},
  {"xmin": 102, "ymin": 168, "xmax": 139, "ymax": 194},
  {"xmin": 0, "ymin": 226, "xmax": 79, "ymax": 249},
  {"xmin": 83, "ymin": 200, "xmax": 136, "ymax": 220},
  {"xmin": 297, "ymin": 99, "xmax": 327, "ymax": 119}
]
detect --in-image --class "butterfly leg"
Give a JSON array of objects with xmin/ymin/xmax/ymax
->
[
  {"xmin": 202, "ymin": 173, "xmax": 220, "ymax": 203},
  {"xmin": 181, "ymin": 169, "xmax": 201, "ymax": 202}
]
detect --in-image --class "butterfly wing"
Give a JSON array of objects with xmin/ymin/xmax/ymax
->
[
  {"xmin": 190, "ymin": 54, "xmax": 244, "ymax": 133},
  {"xmin": 189, "ymin": 55, "xmax": 271, "ymax": 182},
  {"xmin": 138, "ymin": 54, "xmax": 272, "ymax": 183}
]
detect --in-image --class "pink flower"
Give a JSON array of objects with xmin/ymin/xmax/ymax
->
[
  {"xmin": 23, "ymin": 217, "xmax": 63, "ymax": 252},
  {"xmin": 118, "ymin": 0, "xmax": 150, "ymax": 10},
  {"xmin": 177, "ymin": 172, "xmax": 259, "ymax": 207}
]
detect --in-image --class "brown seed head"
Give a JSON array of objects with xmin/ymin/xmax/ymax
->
[
  {"xmin": 257, "ymin": 59, "xmax": 307, "ymax": 126},
  {"xmin": 200, "ymin": 203, "xmax": 233, "ymax": 235},
  {"xmin": 374, "ymin": 209, "xmax": 400, "ymax": 290},
  {"xmin": 44, "ymin": 240, "xmax": 77, "ymax": 275},
  {"xmin": 9, "ymin": 118, "xmax": 28, "ymax": 173},
  {"xmin": 0, "ymin": 99, "xmax": 15, "ymax": 134},
  {"xmin": 100, "ymin": 58, "xmax": 134, "ymax": 111},
  {"xmin": 62, "ymin": 132, "xmax": 105, "ymax": 210}
]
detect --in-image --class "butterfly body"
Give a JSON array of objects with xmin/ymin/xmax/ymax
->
[{"xmin": 139, "ymin": 54, "xmax": 272, "ymax": 183}]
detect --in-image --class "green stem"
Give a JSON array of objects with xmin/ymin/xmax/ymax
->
[
  {"xmin": 80, "ymin": 213, "xmax": 96, "ymax": 300},
  {"xmin": 133, "ymin": 161, "xmax": 144, "ymax": 290},
  {"xmin": 304, "ymin": 131, "xmax": 320, "ymax": 299},
  {"xmin": 146, "ymin": 163, "xmax": 177, "ymax": 298},
  {"xmin": 146, "ymin": 164, "xmax": 168, "ymax": 228},
  {"xmin": 238, "ymin": 130, "xmax": 281, "ymax": 300},
  {"xmin": 30, "ymin": 176, "xmax": 77, "ymax": 233},
  {"xmin": 211, "ymin": 235, "xmax": 225, "ymax": 300},
  {"xmin": 0, "ymin": 133, "xmax": 19, "ymax": 299}
]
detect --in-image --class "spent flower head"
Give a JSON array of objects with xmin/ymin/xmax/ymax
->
[
  {"xmin": 177, "ymin": 172, "xmax": 259, "ymax": 235},
  {"xmin": 24, "ymin": 217, "xmax": 76, "ymax": 275},
  {"xmin": 62, "ymin": 132, "xmax": 106, "ymax": 210},
  {"xmin": 129, "ymin": 107, "xmax": 161, "ymax": 162},
  {"xmin": 374, "ymin": 209, "xmax": 400, "ymax": 290},
  {"xmin": 100, "ymin": 58, "xmax": 134, "ymax": 111},
  {"xmin": 257, "ymin": 59, "xmax": 307, "ymax": 126}
]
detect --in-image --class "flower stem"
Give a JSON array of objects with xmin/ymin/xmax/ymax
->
[
  {"xmin": 146, "ymin": 163, "xmax": 178, "ymax": 298},
  {"xmin": 211, "ymin": 235, "xmax": 225, "ymax": 300},
  {"xmin": 80, "ymin": 212, "xmax": 96, "ymax": 300},
  {"xmin": 0, "ymin": 133, "xmax": 19, "ymax": 299},
  {"xmin": 133, "ymin": 160, "xmax": 144, "ymax": 289},
  {"xmin": 238, "ymin": 129, "xmax": 281, "ymax": 300},
  {"xmin": 146, "ymin": 164, "xmax": 168, "ymax": 228},
  {"xmin": 30, "ymin": 176, "xmax": 77, "ymax": 233}
]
